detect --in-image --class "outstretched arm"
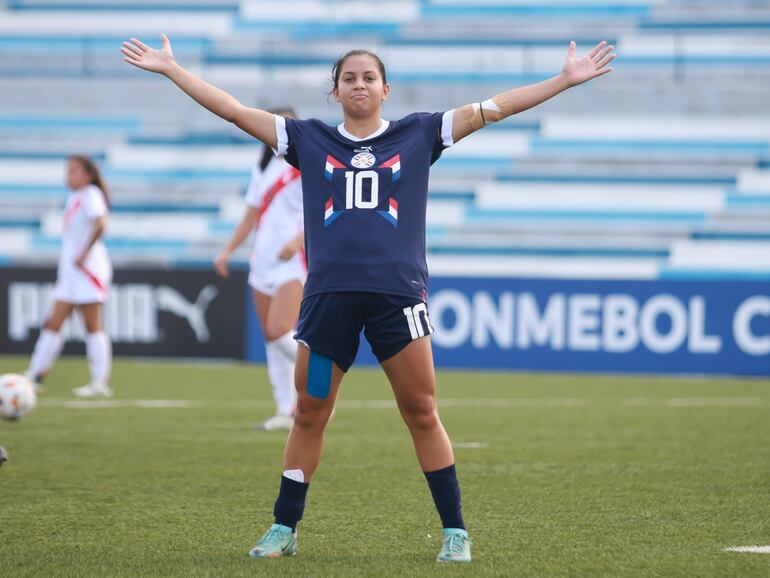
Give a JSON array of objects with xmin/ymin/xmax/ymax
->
[
  {"xmin": 121, "ymin": 34, "xmax": 277, "ymax": 149},
  {"xmin": 214, "ymin": 206, "xmax": 259, "ymax": 278},
  {"xmin": 452, "ymin": 41, "xmax": 615, "ymax": 143}
]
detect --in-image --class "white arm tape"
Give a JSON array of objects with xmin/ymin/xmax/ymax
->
[{"xmin": 481, "ymin": 98, "xmax": 502, "ymax": 112}]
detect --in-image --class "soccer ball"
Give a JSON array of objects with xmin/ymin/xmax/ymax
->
[{"xmin": 0, "ymin": 374, "xmax": 37, "ymax": 420}]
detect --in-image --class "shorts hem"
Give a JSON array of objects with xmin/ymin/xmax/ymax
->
[
  {"xmin": 51, "ymin": 288, "xmax": 109, "ymax": 304},
  {"xmin": 249, "ymin": 272, "xmax": 306, "ymax": 297},
  {"xmin": 374, "ymin": 335, "xmax": 430, "ymax": 365},
  {"xmin": 293, "ymin": 333, "xmax": 352, "ymax": 373}
]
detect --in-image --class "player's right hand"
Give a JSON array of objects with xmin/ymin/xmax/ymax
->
[
  {"xmin": 121, "ymin": 34, "xmax": 176, "ymax": 75},
  {"xmin": 214, "ymin": 251, "xmax": 230, "ymax": 278}
]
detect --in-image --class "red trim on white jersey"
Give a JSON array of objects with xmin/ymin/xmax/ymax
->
[
  {"xmin": 63, "ymin": 197, "xmax": 81, "ymax": 230},
  {"xmin": 257, "ymin": 167, "xmax": 301, "ymax": 226},
  {"xmin": 78, "ymin": 265, "xmax": 107, "ymax": 293}
]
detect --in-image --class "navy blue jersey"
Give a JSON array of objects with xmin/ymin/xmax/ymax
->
[{"xmin": 275, "ymin": 112, "xmax": 453, "ymax": 299}]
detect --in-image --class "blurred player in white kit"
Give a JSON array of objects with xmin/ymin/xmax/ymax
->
[
  {"xmin": 25, "ymin": 155, "xmax": 113, "ymax": 397},
  {"xmin": 215, "ymin": 108, "xmax": 305, "ymax": 431}
]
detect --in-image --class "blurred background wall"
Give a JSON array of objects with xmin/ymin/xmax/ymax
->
[{"xmin": 0, "ymin": 0, "xmax": 768, "ymax": 374}]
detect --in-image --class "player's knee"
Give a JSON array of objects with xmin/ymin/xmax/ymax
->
[
  {"xmin": 401, "ymin": 396, "xmax": 438, "ymax": 432},
  {"xmin": 294, "ymin": 395, "xmax": 332, "ymax": 431}
]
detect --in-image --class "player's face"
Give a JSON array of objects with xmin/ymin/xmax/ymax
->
[
  {"xmin": 333, "ymin": 55, "xmax": 390, "ymax": 118},
  {"xmin": 66, "ymin": 159, "xmax": 90, "ymax": 191}
]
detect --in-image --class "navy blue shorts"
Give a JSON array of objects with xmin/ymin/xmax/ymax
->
[{"xmin": 294, "ymin": 292, "xmax": 434, "ymax": 372}]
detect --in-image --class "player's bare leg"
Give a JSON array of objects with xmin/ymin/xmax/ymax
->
[
  {"xmin": 45, "ymin": 300, "xmax": 75, "ymax": 332},
  {"xmin": 282, "ymin": 344, "xmax": 343, "ymax": 480},
  {"xmin": 383, "ymin": 337, "xmax": 471, "ymax": 563},
  {"xmin": 249, "ymin": 346, "xmax": 343, "ymax": 558},
  {"xmin": 253, "ymin": 282, "xmax": 303, "ymax": 430},
  {"xmin": 73, "ymin": 303, "xmax": 112, "ymax": 398},
  {"xmin": 253, "ymin": 289, "xmax": 291, "ymax": 429},
  {"xmin": 26, "ymin": 300, "xmax": 73, "ymax": 390},
  {"xmin": 252, "ymin": 289, "xmax": 272, "ymax": 336},
  {"xmin": 265, "ymin": 280, "xmax": 302, "ymax": 343},
  {"xmin": 78, "ymin": 302, "xmax": 103, "ymax": 333},
  {"xmin": 382, "ymin": 336, "xmax": 453, "ymax": 471}
]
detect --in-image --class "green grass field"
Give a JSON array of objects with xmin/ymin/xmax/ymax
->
[{"xmin": 1, "ymin": 354, "xmax": 769, "ymax": 577}]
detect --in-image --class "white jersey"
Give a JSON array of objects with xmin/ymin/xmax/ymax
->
[
  {"xmin": 52, "ymin": 184, "xmax": 112, "ymax": 303},
  {"xmin": 245, "ymin": 155, "xmax": 305, "ymax": 295}
]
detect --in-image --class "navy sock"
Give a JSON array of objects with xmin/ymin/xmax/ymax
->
[
  {"xmin": 273, "ymin": 475, "xmax": 309, "ymax": 531},
  {"xmin": 424, "ymin": 464, "xmax": 465, "ymax": 530}
]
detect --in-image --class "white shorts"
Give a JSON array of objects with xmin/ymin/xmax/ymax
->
[
  {"xmin": 52, "ymin": 264, "xmax": 111, "ymax": 304},
  {"xmin": 248, "ymin": 259, "xmax": 306, "ymax": 297}
]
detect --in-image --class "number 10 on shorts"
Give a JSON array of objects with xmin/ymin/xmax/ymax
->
[{"xmin": 403, "ymin": 303, "xmax": 433, "ymax": 340}]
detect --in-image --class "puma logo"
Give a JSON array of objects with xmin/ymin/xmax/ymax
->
[{"xmin": 156, "ymin": 285, "xmax": 218, "ymax": 342}]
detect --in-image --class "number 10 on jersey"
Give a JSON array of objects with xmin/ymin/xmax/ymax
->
[{"xmin": 345, "ymin": 170, "xmax": 378, "ymax": 209}]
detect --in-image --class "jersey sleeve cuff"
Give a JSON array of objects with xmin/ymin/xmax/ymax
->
[
  {"xmin": 441, "ymin": 110, "xmax": 454, "ymax": 148},
  {"xmin": 273, "ymin": 114, "xmax": 289, "ymax": 156}
]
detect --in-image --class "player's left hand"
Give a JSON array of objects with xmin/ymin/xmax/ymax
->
[
  {"xmin": 74, "ymin": 254, "xmax": 86, "ymax": 268},
  {"xmin": 214, "ymin": 251, "xmax": 230, "ymax": 278},
  {"xmin": 562, "ymin": 41, "xmax": 615, "ymax": 87}
]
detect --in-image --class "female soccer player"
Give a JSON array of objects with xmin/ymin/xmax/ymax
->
[
  {"xmin": 122, "ymin": 35, "xmax": 614, "ymax": 563},
  {"xmin": 214, "ymin": 109, "xmax": 305, "ymax": 431},
  {"xmin": 26, "ymin": 155, "xmax": 113, "ymax": 398}
]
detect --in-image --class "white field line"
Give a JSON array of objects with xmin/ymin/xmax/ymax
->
[
  {"xmin": 441, "ymin": 398, "xmax": 590, "ymax": 408},
  {"xmin": 39, "ymin": 397, "xmax": 765, "ymax": 410},
  {"xmin": 624, "ymin": 397, "xmax": 761, "ymax": 407},
  {"xmin": 453, "ymin": 442, "xmax": 488, "ymax": 449},
  {"xmin": 50, "ymin": 399, "xmax": 204, "ymax": 409},
  {"xmin": 724, "ymin": 546, "xmax": 770, "ymax": 554}
]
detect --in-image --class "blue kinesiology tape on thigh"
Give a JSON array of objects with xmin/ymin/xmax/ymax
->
[{"xmin": 307, "ymin": 351, "xmax": 333, "ymax": 399}]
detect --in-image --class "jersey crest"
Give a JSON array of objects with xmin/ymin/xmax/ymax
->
[{"xmin": 351, "ymin": 151, "xmax": 376, "ymax": 168}]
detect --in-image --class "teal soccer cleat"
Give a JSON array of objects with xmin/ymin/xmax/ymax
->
[
  {"xmin": 248, "ymin": 524, "xmax": 297, "ymax": 558},
  {"xmin": 436, "ymin": 528, "xmax": 471, "ymax": 563}
]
